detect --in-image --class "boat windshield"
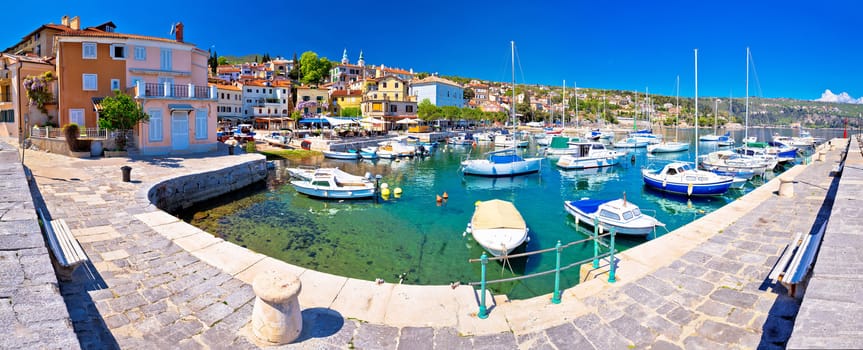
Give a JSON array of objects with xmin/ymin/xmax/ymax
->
[
  {"xmin": 599, "ymin": 209, "xmax": 621, "ymax": 221},
  {"xmin": 622, "ymin": 211, "xmax": 634, "ymax": 220}
]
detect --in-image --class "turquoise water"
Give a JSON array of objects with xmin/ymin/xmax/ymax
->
[{"xmin": 179, "ymin": 127, "xmax": 841, "ymax": 299}]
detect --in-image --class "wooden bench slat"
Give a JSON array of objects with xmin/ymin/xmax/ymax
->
[
  {"xmin": 37, "ymin": 208, "xmax": 87, "ymax": 269},
  {"xmin": 54, "ymin": 219, "xmax": 87, "ymax": 264}
]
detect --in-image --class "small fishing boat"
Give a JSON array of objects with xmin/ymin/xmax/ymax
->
[
  {"xmin": 378, "ymin": 140, "xmax": 417, "ymax": 158},
  {"xmin": 613, "ymin": 137, "xmax": 648, "ymax": 148},
  {"xmin": 556, "ymin": 141, "xmax": 624, "ymax": 169},
  {"xmin": 563, "ymin": 197, "xmax": 665, "ymax": 236},
  {"xmin": 359, "ymin": 147, "xmax": 378, "ymax": 159},
  {"xmin": 322, "ymin": 149, "xmax": 360, "ymax": 160},
  {"xmin": 699, "ymin": 150, "xmax": 766, "ymax": 178},
  {"xmin": 289, "ymin": 168, "xmax": 375, "ymax": 199},
  {"xmin": 494, "ymin": 134, "xmax": 529, "ymax": 148},
  {"xmin": 468, "ymin": 199, "xmax": 529, "ymax": 256},
  {"xmin": 629, "ymin": 129, "xmax": 662, "ymax": 145},
  {"xmin": 716, "ymin": 132, "xmax": 735, "ymax": 147},
  {"xmin": 642, "ymin": 162, "xmax": 734, "ymax": 196},
  {"xmin": 263, "ymin": 131, "xmax": 291, "ymax": 148},
  {"xmin": 448, "ymin": 133, "xmax": 476, "ymax": 145},
  {"xmin": 585, "ymin": 129, "xmax": 614, "ymax": 141},
  {"xmin": 647, "ymin": 141, "xmax": 689, "ymax": 153},
  {"xmin": 461, "ymin": 147, "xmax": 542, "ymax": 177}
]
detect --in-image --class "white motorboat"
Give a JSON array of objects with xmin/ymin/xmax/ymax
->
[
  {"xmin": 494, "ymin": 134, "xmax": 529, "ymax": 148},
  {"xmin": 556, "ymin": 141, "xmax": 624, "ymax": 169},
  {"xmin": 613, "ymin": 137, "xmax": 648, "ymax": 148},
  {"xmin": 461, "ymin": 147, "xmax": 542, "ymax": 177},
  {"xmin": 647, "ymin": 141, "xmax": 689, "ymax": 153},
  {"xmin": 322, "ymin": 149, "xmax": 360, "ymax": 160},
  {"xmin": 564, "ymin": 198, "xmax": 665, "ymax": 236},
  {"xmin": 544, "ymin": 136, "xmax": 582, "ymax": 156},
  {"xmin": 289, "ymin": 168, "xmax": 375, "ymax": 199},
  {"xmin": 378, "ymin": 140, "xmax": 416, "ymax": 158},
  {"xmin": 468, "ymin": 199, "xmax": 529, "ymax": 256},
  {"xmin": 642, "ymin": 162, "xmax": 734, "ymax": 196},
  {"xmin": 699, "ymin": 150, "xmax": 766, "ymax": 178}
]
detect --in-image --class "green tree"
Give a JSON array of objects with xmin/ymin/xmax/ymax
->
[
  {"xmin": 98, "ymin": 91, "xmax": 149, "ymax": 151},
  {"xmin": 415, "ymin": 72, "xmax": 430, "ymax": 79},
  {"xmin": 441, "ymin": 106, "xmax": 461, "ymax": 121},
  {"xmin": 288, "ymin": 52, "xmax": 300, "ymax": 80},
  {"xmin": 299, "ymin": 51, "xmax": 333, "ymax": 86},
  {"xmin": 218, "ymin": 56, "xmax": 229, "ymax": 65},
  {"xmin": 417, "ymin": 99, "xmax": 438, "ymax": 121},
  {"xmin": 463, "ymin": 88, "xmax": 475, "ymax": 100},
  {"xmin": 340, "ymin": 107, "xmax": 361, "ymax": 117}
]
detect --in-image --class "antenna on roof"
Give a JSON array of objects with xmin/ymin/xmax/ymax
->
[{"xmin": 169, "ymin": 22, "xmax": 177, "ymax": 35}]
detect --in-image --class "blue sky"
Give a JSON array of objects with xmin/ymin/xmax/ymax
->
[{"xmin": 3, "ymin": 1, "xmax": 859, "ymax": 100}]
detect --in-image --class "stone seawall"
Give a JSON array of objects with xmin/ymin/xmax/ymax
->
[
  {"xmin": 147, "ymin": 156, "xmax": 268, "ymax": 213},
  {"xmin": 0, "ymin": 142, "xmax": 80, "ymax": 349}
]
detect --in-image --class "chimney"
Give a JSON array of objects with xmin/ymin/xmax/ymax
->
[
  {"xmin": 70, "ymin": 16, "xmax": 80, "ymax": 30},
  {"xmin": 175, "ymin": 22, "xmax": 184, "ymax": 42},
  {"xmin": 61, "ymin": 15, "xmax": 69, "ymax": 27}
]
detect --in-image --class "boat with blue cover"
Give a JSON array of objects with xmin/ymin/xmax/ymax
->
[
  {"xmin": 642, "ymin": 162, "xmax": 734, "ymax": 196},
  {"xmin": 564, "ymin": 197, "xmax": 665, "ymax": 236}
]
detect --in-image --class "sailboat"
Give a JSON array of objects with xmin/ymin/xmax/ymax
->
[
  {"xmin": 642, "ymin": 49, "xmax": 736, "ymax": 196},
  {"xmin": 461, "ymin": 41, "xmax": 543, "ymax": 177},
  {"xmin": 647, "ymin": 76, "xmax": 690, "ymax": 153}
]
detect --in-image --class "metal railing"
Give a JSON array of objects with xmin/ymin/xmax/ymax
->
[
  {"xmin": 139, "ymin": 83, "xmax": 212, "ymax": 99},
  {"xmin": 468, "ymin": 217, "xmax": 617, "ymax": 319},
  {"xmin": 31, "ymin": 126, "xmax": 110, "ymax": 140}
]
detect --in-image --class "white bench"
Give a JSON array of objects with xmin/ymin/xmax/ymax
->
[
  {"xmin": 768, "ymin": 221, "xmax": 827, "ymax": 297},
  {"xmin": 37, "ymin": 208, "xmax": 88, "ymax": 281}
]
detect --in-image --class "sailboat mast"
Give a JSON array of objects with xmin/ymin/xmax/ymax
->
[
  {"xmin": 745, "ymin": 47, "xmax": 750, "ymax": 140},
  {"xmin": 646, "ymin": 87, "xmax": 650, "ymax": 129},
  {"xmin": 695, "ymin": 49, "xmax": 699, "ymax": 163},
  {"xmin": 574, "ymin": 82, "xmax": 579, "ymax": 128},
  {"xmin": 676, "ymin": 75, "xmax": 680, "ymax": 142},
  {"xmin": 563, "ymin": 80, "xmax": 566, "ymax": 128},
  {"xmin": 511, "ymin": 41, "xmax": 515, "ymax": 128},
  {"xmin": 634, "ymin": 91, "xmax": 639, "ymax": 131},
  {"xmin": 713, "ymin": 98, "xmax": 718, "ymax": 135}
]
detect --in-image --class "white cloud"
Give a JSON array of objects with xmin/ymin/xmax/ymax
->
[{"xmin": 815, "ymin": 89, "xmax": 863, "ymax": 104}]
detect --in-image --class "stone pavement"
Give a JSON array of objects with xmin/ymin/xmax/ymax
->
[
  {"xmin": 788, "ymin": 136, "xmax": 863, "ymax": 348},
  {"xmin": 0, "ymin": 142, "xmax": 80, "ymax": 350},
  {"xmin": 19, "ymin": 140, "xmax": 845, "ymax": 349}
]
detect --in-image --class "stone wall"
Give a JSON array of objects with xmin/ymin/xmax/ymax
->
[
  {"xmin": 147, "ymin": 156, "xmax": 268, "ymax": 213},
  {"xmin": 0, "ymin": 142, "xmax": 81, "ymax": 349}
]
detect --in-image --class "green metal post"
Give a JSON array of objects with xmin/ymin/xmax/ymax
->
[
  {"xmin": 592, "ymin": 217, "xmax": 600, "ymax": 268},
  {"xmin": 478, "ymin": 253, "xmax": 489, "ymax": 319},
  {"xmin": 608, "ymin": 227, "xmax": 617, "ymax": 283},
  {"xmin": 552, "ymin": 240, "xmax": 562, "ymax": 304}
]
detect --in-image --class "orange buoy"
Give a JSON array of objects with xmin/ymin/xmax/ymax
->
[
  {"xmin": 442, "ymin": 192, "xmax": 449, "ymax": 200},
  {"xmin": 436, "ymin": 195, "xmax": 443, "ymax": 203}
]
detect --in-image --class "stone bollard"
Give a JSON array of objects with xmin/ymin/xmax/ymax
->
[
  {"xmin": 817, "ymin": 151, "xmax": 826, "ymax": 162},
  {"xmin": 778, "ymin": 175, "xmax": 794, "ymax": 198},
  {"xmin": 251, "ymin": 270, "xmax": 302, "ymax": 345}
]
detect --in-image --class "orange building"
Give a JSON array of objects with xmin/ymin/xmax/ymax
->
[{"xmin": 55, "ymin": 22, "xmax": 217, "ymax": 155}]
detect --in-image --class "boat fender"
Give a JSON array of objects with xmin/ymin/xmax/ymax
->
[
  {"xmin": 526, "ymin": 236, "xmax": 531, "ymax": 242},
  {"xmin": 393, "ymin": 187, "xmax": 402, "ymax": 195},
  {"xmin": 436, "ymin": 195, "xmax": 442, "ymax": 203},
  {"xmin": 687, "ymin": 183, "xmax": 694, "ymax": 196}
]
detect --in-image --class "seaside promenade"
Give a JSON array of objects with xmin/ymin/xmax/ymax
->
[{"xmin": 2, "ymin": 136, "xmax": 856, "ymax": 349}]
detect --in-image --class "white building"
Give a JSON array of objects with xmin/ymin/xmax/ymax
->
[
  {"xmin": 410, "ymin": 76, "xmax": 464, "ymax": 107},
  {"xmin": 213, "ymin": 83, "xmax": 243, "ymax": 122},
  {"xmin": 240, "ymin": 80, "xmax": 291, "ymax": 120}
]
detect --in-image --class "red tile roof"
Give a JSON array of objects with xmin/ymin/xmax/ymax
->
[
  {"xmin": 331, "ymin": 90, "xmax": 362, "ymax": 97},
  {"xmin": 56, "ymin": 30, "xmax": 187, "ymax": 45}
]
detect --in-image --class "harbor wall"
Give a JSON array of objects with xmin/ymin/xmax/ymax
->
[{"xmin": 146, "ymin": 154, "xmax": 267, "ymax": 213}]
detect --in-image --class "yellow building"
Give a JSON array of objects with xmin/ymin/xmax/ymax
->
[
  {"xmin": 330, "ymin": 89, "xmax": 362, "ymax": 116},
  {"xmin": 360, "ymin": 75, "xmax": 417, "ymax": 126},
  {"xmin": 295, "ymin": 86, "xmax": 329, "ymax": 116}
]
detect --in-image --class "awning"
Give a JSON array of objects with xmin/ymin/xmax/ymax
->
[
  {"xmin": 324, "ymin": 116, "xmax": 359, "ymax": 126},
  {"xmin": 92, "ymin": 97, "xmax": 105, "ymax": 111},
  {"xmin": 396, "ymin": 118, "xmax": 418, "ymax": 125},
  {"xmin": 360, "ymin": 117, "xmax": 385, "ymax": 124},
  {"xmin": 298, "ymin": 118, "xmax": 330, "ymax": 124},
  {"xmin": 168, "ymin": 104, "xmax": 195, "ymax": 112}
]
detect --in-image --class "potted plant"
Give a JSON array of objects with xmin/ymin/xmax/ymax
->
[
  {"xmin": 98, "ymin": 90, "xmax": 149, "ymax": 157},
  {"xmin": 62, "ymin": 123, "xmax": 90, "ymax": 158}
]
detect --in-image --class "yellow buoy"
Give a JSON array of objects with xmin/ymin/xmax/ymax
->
[
  {"xmin": 475, "ymin": 200, "xmax": 482, "ymax": 206},
  {"xmin": 442, "ymin": 192, "xmax": 449, "ymax": 200},
  {"xmin": 382, "ymin": 188, "xmax": 391, "ymax": 196},
  {"xmin": 394, "ymin": 187, "xmax": 403, "ymax": 195}
]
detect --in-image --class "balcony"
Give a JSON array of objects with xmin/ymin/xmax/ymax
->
[{"xmin": 127, "ymin": 82, "xmax": 216, "ymax": 100}]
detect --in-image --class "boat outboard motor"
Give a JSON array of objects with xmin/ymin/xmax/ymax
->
[{"xmin": 417, "ymin": 145, "xmax": 426, "ymax": 156}]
